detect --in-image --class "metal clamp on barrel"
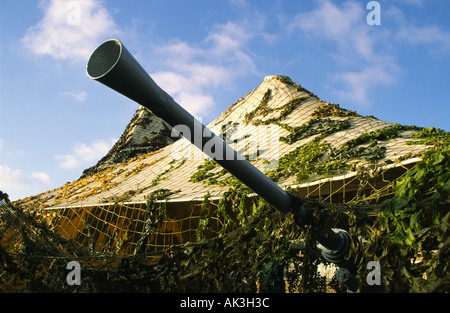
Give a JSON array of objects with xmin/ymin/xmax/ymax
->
[{"xmin": 319, "ymin": 228, "xmax": 351, "ymax": 264}]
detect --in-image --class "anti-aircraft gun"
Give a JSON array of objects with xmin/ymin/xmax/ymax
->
[{"xmin": 87, "ymin": 39, "xmax": 380, "ymax": 292}]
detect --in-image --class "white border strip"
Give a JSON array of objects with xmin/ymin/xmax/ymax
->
[{"xmin": 43, "ymin": 157, "xmax": 422, "ymax": 211}]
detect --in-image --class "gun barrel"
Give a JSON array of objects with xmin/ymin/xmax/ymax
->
[{"xmin": 87, "ymin": 39, "xmax": 295, "ymax": 215}]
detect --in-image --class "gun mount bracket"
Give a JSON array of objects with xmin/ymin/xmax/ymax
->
[{"xmin": 319, "ymin": 228, "xmax": 351, "ymax": 264}]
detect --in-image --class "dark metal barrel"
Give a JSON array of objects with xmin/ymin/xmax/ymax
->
[{"xmin": 87, "ymin": 39, "xmax": 295, "ymax": 216}]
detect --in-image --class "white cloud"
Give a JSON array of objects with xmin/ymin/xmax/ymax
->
[
  {"xmin": 151, "ymin": 21, "xmax": 260, "ymax": 118},
  {"xmin": 333, "ymin": 66, "xmax": 397, "ymax": 106},
  {"xmin": 287, "ymin": 0, "xmax": 450, "ymax": 107},
  {"xmin": 206, "ymin": 22, "xmax": 252, "ymax": 57},
  {"xmin": 21, "ymin": 0, "xmax": 118, "ymax": 62},
  {"xmin": 177, "ymin": 92, "xmax": 215, "ymax": 117},
  {"xmin": 55, "ymin": 154, "xmax": 79, "ymax": 170},
  {"xmin": 55, "ymin": 138, "xmax": 116, "ymax": 169},
  {"xmin": 152, "ymin": 62, "xmax": 233, "ymax": 118},
  {"xmin": 289, "ymin": 1, "xmax": 363, "ymax": 41},
  {"xmin": 60, "ymin": 90, "xmax": 88, "ymax": 102},
  {"xmin": 288, "ymin": 0, "xmax": 397, "ymax": 106},
  {"xmin": 0, "ymin": 165, "xmax": 51, "ymax": 192},
  {"xmin": 397, "ymin": 24, "xmax": 450, "ymax": 55}
]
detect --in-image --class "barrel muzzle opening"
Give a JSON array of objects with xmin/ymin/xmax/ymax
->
[{"xmin": 87, "ymin": 39, "xmax": 122, "ymax": 79}]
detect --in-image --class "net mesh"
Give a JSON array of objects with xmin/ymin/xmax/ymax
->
[
  {"xmin": 45, "ymin": 197, "xmax": 229, "ymax": 258},
  {"xmin": 2, "ymin": 152, "xmax": 448, "ymax": 293},
  {"xmin": 41, "ymin": 159, "xmax": 416, "ymax": 259}
]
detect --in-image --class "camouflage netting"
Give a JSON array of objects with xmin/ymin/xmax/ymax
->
[
  {"xmin": 1, "ymin": 145, "xmax": 449, "ymax": 292},
  {"xmin": 3, "ymin": 71, "xmax": 450, "ymax": 294}
]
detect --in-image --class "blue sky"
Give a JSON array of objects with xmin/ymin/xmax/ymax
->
[{"xmin": 1, "ymin": 0, "xmax": 449, "ymax": 201}]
